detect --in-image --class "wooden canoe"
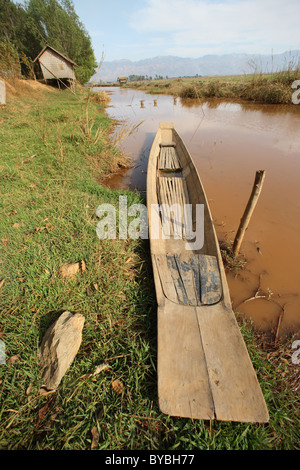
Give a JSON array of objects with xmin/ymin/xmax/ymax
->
[{"xmin": 146, "ymin": 122, "xmax": 269, "ymax": 423}]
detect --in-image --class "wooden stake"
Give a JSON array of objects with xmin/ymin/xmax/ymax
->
[
  {"xmin": 232, "ymin": 170, "xmax": 266, "ymax": 258},
  {"xmin": 275, "ymin": 305, "xmax": 286, "ymax": 345}
]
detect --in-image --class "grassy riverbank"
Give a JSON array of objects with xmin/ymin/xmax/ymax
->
[
  {"xmin": 0, "ymin": 81, "xmax": 299, "ymax": 450},
  {"xmin": 124, "ymin": 69, "xmax": 300, "ymax": 104}
]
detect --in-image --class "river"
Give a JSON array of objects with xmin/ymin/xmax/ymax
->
[{"xmin": 99, "ymin": 86, "xmax": 300, "ymax": 338}]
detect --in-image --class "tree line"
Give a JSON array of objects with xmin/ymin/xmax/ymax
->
[
  {"xmin": 128, "ymin": 74, "xmax": 168, "ymax": 82},
  {"xmin": 0, "ymin": 0, "xmax": 97, "ymax": 83}
]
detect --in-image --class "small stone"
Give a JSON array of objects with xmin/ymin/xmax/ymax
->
[
  {"xmin": 39, "ymin": 311, "xmax": 85, "ymax": 391},
  {"xmin": 60, "ymin": 260, "xmax": 86, "ymax": 279}
]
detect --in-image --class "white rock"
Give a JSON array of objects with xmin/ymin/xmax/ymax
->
[{"xmin": 39, "ymin": 311, "xmax": 85, "ymax": 391}]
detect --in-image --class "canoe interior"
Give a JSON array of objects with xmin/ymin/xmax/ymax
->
[{"xmin": 148, "ymin": 122, "xmax": 226, "ymax": 307}]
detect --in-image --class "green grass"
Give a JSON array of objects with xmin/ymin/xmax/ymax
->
[
  {"xmin": 0, "ymin": 82, "xmax": 299, "ymax": 450},
  {"xmin": 124, "ymin": 69, "xmax": 300, "ymax": 104}
]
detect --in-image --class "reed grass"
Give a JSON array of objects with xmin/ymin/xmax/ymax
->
[{"xmin": 89, "ymin": 90, "xmax": 111, "ymax": 105}]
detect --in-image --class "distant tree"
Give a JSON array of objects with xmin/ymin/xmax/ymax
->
[
  {"xmin": 0, "ymin": 0, "xmax": 41, "ymax": 74},
  {"xmin": 0, "ymin": 0, "xmax": 97, "ymax": 82},
  {"xmin": 128, "ymin": 74, "xmax": 147, "ymax": 82},
  {"xmin": 0, "ymin": 40, "xmax": 21, "ymax": 79},
  {"xmin": 25, "ymin": 0, "xmax": 97, "ymax": 82}
]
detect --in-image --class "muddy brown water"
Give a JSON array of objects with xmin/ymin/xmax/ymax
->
[{"xmin": 99, "ymin": 86, "xmax": 300, "ymax": 337}]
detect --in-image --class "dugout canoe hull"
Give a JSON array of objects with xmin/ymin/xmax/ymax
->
[{"xmin": 146, "ymin": 122, "xmax": 269, "ymax": 422}]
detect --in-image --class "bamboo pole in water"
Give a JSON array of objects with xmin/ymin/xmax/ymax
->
[{"xmin": 232, "ymin": 170, "xmax": 266, "ymax": 258}]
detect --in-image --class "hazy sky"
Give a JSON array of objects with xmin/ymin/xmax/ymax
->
[
  {"xmin": 71, "ymin": 0, "xmax": 300, "ymax": 62},
  {"xmin": 10, "ymin": 0, "xmax": 290, "ymax": 62}
]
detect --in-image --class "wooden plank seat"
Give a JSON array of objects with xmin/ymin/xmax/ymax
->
[
  {"xmin": 157, "ymin": 176, "xmax": 190, "ymax": 236},
  {"xmin": 158, "ymin": 176, "xmax": 189, "ymax": 207},
  {"xmin": 159, "ymin": 143, "xmax": 182, "ymax": 171},
  {"xmin": 154, "ymin": 253, "xmax": 222, "ymax": 306}
]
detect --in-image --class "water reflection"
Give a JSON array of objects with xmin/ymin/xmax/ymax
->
[{"xmin": 101, "ymin": 86, "xmax": 300, "ymax": 337}]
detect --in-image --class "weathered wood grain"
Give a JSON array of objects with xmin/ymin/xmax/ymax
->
[{"xmin": 154, "ymin": 254, "xmax": 222, "ymax": 306}]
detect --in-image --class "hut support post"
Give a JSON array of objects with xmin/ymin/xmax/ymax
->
[
  {"xmin": 232, "ymin": 170, "xmax": 266, "ymax": 258},
  {"xmin": 39, "ymin": 61, "xmax": 76, "ymax": 94}
]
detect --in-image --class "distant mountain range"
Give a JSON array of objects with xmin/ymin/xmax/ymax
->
[{"xmin": 90, "ymin": 50, "xmax": 300, "ymax": 83}]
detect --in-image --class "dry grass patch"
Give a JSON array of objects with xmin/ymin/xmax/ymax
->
[
  {"xmin": 3, "ymin": 78, "xmax": 55, "ymax": 101},
  {"xmin": 89, "ymin": 90, "xmax": 111, "ymax": 105}
]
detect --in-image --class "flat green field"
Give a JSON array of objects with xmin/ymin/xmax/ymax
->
[{"xmin": 124, "ymin": 70, "xmax": 299, "ymax": 104}]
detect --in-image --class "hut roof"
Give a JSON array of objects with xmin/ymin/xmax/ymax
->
[{"xmin": 33, "ymin": 45, "xmax": 78, "ymax": 67}]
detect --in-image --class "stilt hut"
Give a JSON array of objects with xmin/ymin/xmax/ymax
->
[
  {"xmin": 33, "ymin": 45, "xmax": 78, "ymax": 91},
  {"xmin": 117, "ymin": 76, "xmax": 127, "ymax": 85}
]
